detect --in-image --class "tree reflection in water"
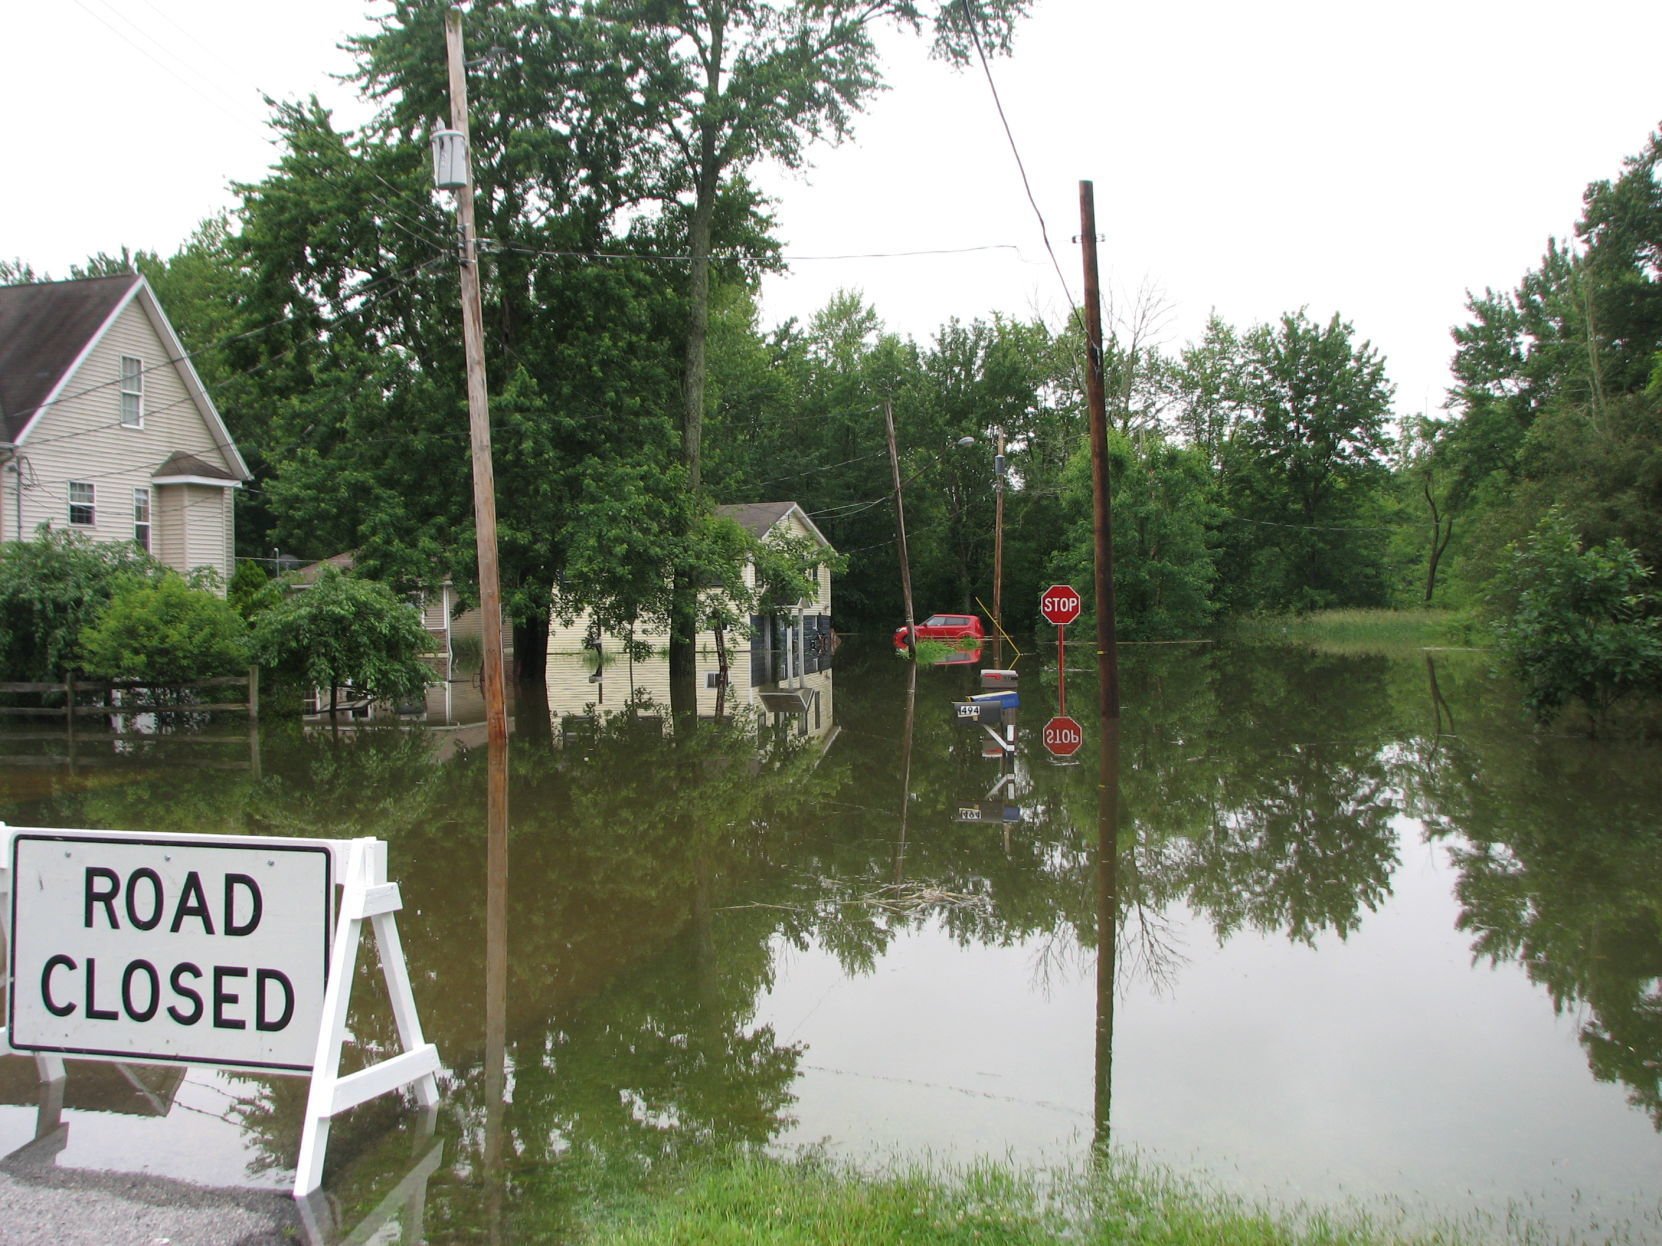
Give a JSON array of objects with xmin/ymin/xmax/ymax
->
[{"xmin": 3, "ymin": 641, "xmax": 1659, "ymax": 1235}]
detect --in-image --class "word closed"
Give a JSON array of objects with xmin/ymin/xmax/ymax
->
[{"xmin": 7, "ymin": 833, "xmax": 333, "ymax": 1071}]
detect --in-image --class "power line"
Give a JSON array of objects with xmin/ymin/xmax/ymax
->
[{"xmin": 960, "ymin": 0, "xmax": 1079, "ymax": 325}]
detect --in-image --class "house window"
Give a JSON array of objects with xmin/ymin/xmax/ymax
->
[
  {"xmin": 68, "ymin": 481, "xmax": 95, "ymax": 526},
  {"xmin": 133, "ymin": 488, "xmax": 151, "ymax": 551},
  {"xmin": 120, "ymin": 356, "xmax": 143, "ymax": 427}
]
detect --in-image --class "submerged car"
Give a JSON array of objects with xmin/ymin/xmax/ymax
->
[{"xmin": 893, "ymin": 613, "xmax": 986, "ymax": 650}]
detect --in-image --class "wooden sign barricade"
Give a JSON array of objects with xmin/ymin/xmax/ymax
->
[{"xmin": 1, "ymin": 823, "xmax": 439, "ymax": 1199}]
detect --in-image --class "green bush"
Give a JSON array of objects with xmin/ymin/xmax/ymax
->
[
  {"xmin": 227, "ymin": 559, "xmax": 284, "ymax": 623},
  {"xmin": 79, "ymin": 573, "xmax": 249, "ymax": 686},
  {"xmin": 250, "ymin": 566, "xmax": 435, "ymax": 708},
  {"xmin": 1491, "ymin": 510, "xmax": 1662, "ymax": 731},
  {"xmin": 0, "ymin": 528, "xmax": 162, "ymax": 679}
]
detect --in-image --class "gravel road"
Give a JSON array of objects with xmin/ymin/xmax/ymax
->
[{"xmin": 0, "ymin": 1163, "xmax": 302, "ymax": 1245}]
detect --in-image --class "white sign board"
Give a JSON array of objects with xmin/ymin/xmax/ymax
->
[{"xmin": 7, "ymin": 831, "xmax": 333, "ymax": 1072}]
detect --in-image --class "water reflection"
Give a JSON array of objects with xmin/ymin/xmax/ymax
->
[{"xmin": 2, "ymin": 643, "xmax": 1660, "ymax": 1239}]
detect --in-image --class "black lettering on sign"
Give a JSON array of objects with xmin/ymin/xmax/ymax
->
[
  {"xmin": 122, "ymin": 959, "xmax": 161, "ymax": 1023},
  {"xmin": 125, "ymin": 867, "xmax": 164, "ymax": 930},
  {"xmin": 85, "ymin": 867, "xmax": 120, "ymax": 929},
  {"xmin": 213, "ymin": 966, "xmax": 247, "ymax": 1030},
  {"xmin": 168, "ymin": 963, "xmax": 204, "ymax": 1025},
  {"xmin": 169, "ymin": 870, "xmax": 214, "ymax": 935},
  {"xmin": 42, "ymin": 954, "xmax": 76, "ymax": 1017},
  {"xmin": 256, "ymin": 969, "xmax": 294, "ymax": 1032},
  {"xmin": 224, "ymin": 874, "xmax": 262, "ymax": 936},
  {"xmin": 86, "ymin": 957, "xmax": 118, "ymax": 1021}
]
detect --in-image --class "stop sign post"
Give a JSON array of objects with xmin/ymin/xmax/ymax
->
[
  {"xmin": 1039, "ymin": 584, "xmax": 1082, "ymax": 626},
  {"xmin": 1043, "ymin": 715, "xmax": 1084, "ymax": 758},
  {"xmin": 1040, "ymin": 584, "xmax": 1082, "ymax": 715}
]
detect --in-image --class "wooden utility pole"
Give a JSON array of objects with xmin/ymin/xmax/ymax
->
[
  {"xmin": 445, "ymin": 7, "xmax": 509, "ymax": 753},
  {"xmin": 1079, "ymin": 181, "xmax": 1121, "ymax": 720},
  {"xmin": 885, "ymin": 398, "xmax": 918, "ymax": 660},
  {"xmin": 992, "ymin": 428, "xmax": 1006, "ymax": 666}
]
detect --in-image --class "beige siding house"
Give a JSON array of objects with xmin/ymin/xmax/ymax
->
[
  {"xmin": 548, "ymin": 500, "xmax": 835, "ymax": 673},
  {"xmin": 0, "ymin": 275, "xmax": 250, "ymax": 582}
]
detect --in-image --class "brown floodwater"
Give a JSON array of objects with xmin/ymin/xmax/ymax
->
[{"xmin": 2, "ymin": 640, "xmax": 1661, "ymax": 1242}]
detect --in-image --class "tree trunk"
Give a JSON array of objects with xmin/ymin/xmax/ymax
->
[
  {"xmin": 512, "ymin": 610, "xmax": 550, "ymax": 684},
  {"xmin": 669, "ymin": 17, "xmax": 724, "ymax": 727}
]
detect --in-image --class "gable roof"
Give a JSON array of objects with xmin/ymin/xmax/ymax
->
[
  {"xmin": 0, "ymin": 275, "xmax": 135, "ymax": 443},
  {"xmin": 715, "ymin": 501, "xmax": 835, "ymax": 553},
  {"xmin": 0, "ymin": 275, "xmax": 251, "ymax": 480}
]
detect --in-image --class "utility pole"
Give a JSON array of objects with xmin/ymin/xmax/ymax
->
[
  {"xmin": 992, "ymin": 428, "xmax": 1006, "ymax": 667},
  {"xmin": 885, "ymin": 398, "xmax": 918, "ymax": 661},
  {"xmin": 1079, "ymin": 181, "xmax": 1120, "ymax": 720},
  {"xmin": 442, "ymin": 7, "xmax": 509, "ymax": 754}
]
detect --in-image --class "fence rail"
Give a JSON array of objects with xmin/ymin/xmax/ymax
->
[{"xmin": 0, "ymin": 668, "xmax": 260, "ymax": 721}]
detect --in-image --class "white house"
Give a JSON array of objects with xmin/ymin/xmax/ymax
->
[
  {"xmin": 0, "ymin": 274, "xmax": 251, "ymax": 581},
  {"xmin": 548, "ymin": 500, "xmax": 836, "ymax": 684}
]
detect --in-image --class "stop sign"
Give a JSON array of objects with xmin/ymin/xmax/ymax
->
[
  {"xmin": 1043, "ymin": 715, "xmax": 1084, "ymax": 757},
  {"xmin": 1039, "ymin": 584, "xmax": 1082, "ymax": 626}
]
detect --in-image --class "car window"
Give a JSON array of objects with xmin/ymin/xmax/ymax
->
[{"xmin": 923, "ymin": 615, "xmax": 950, "ymax": 626}]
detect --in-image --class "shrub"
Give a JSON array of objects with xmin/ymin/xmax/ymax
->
[
  {"xmin": 0, "ymin": 528, "xmax": 162, "ymax": 679},
  {"xmin": 79, "ymin": 573, "xmax": 250, "ymax": 686},
  {"xmin": 1491, "ymin": 510, "xmax": 1662, "ymax": 731},
  {"xmin": 250, "ymin": 566, "xmax": 434, "ymax": 709},
  {"xmin": 228, "ymin": 559, "xmax": 284, "ymax": 623}
]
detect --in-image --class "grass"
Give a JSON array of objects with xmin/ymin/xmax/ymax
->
[
  {"xmin": 1232, "ymin": 609, "xmax": 1481, "ymax": 656},
  {"xmin": 574, "ymin": 1151, "xmax": 1468, "ymax": 1246}
]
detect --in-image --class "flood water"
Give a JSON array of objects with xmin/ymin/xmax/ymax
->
[{"xmin": 3, "ymin": 640, "xmax": 1662, "ymax": 1243}]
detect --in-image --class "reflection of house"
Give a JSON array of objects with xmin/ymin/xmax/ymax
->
[
  {"xmin": 293, "ymin": 552, "xmax": 508, "ymax": 673},
  {"xmin": 0, "ymin": 275, "xmax": 250, "ymax": 582},
  {"xmin": 544, "ymin": 649, "xmax": 835, "ymax": 748},
  {"xmin": 548, "ymin": 500, "xmax": 835, "ymax": 679}
]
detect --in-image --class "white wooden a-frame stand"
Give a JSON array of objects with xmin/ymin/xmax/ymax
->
[
  {"xmin": 3, "ymin": 828, "xmax": 439, "ymax": 1201},
  {"xmin": 294, "ymin": 837, "xmax": 440, "ymax": 1198}
]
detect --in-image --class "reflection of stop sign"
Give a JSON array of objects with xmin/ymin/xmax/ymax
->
[
  {"xmin": 1040, "ymin": 584, "xmax": 1082, "ymax": 626},
  {"xmin": 1043, "ymin": 715, "xmax": 1084, "ymax": 757}
]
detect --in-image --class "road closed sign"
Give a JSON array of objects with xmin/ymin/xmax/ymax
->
[{"xmin": 6, "ymin": 830, "xmax": 333, "ymax": 1071}]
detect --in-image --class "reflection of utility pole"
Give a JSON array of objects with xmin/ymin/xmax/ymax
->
[
  {"xmin": 992, "ymin": 428, "xmax": 1006, "ymax": 668},
  {"xmin": 885, "ymin": 399, "xmax": 918, "ymax": 661},
  {"xmin": 1093, "ymin": 717, "xmax": 1120, "ymax": 1155},
  {"xmin": 893, "ymin": 660, "xmax": 917, "ymax": 883},
  {"xmin": 484, "ymin": 732, "xmax": 508, "ymax": 1240},
  {"xmin": 439, "ymin": 8, "xmax": 509, "ymax": 753},
  {"xmin": 1079, "ymin": 182, "xmax": 1120, "ymax": 721}
]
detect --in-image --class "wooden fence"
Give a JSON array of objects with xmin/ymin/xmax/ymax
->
[{"xmin": 0, "ymin": 667, "xmax": 260, "ymax": 722}]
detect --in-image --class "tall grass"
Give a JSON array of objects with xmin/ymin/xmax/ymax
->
[
  {"xmin": 574, "ymin": 1151, "xmax": 1470, "ymax": 1246},
  {"xmin": 1233, "ymin": 609, "xmax": 1479, "ymax": 656}
]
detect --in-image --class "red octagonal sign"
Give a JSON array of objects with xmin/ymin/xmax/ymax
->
[
  {"xmin": 1043, "ymin": 715, "xmax": 1084, "ymax": 757},
  {"xmin": 1039, "ymin": 583, "xmax": 1082, "ymax": 627}
]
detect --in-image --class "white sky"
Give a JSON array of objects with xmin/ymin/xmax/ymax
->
[{"xmin": 5, "ymin": 0, "xmax": 1660, "ymax": 418}]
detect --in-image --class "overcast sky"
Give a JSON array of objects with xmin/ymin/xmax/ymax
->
[{"xmin": 5, "ymin": 0, "xmax": 1659, "ymax": 419}]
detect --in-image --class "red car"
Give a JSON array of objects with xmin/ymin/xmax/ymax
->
[{"xmin": 893, "ymin": 613, "xmax": 986, "ymax": 650}]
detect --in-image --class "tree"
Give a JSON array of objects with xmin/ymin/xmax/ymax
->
[
  {"xmin": 1050, "ymin": 429, "xmax": 1219, "ymax": 640},
  {"xmin": 229, "ymin": 7, "xmax": 697, "ymax": 684},
  {"xmin": 1217, "ymin": 309, "xmax": 1396, "ymax": 612},
  {"xmin": 79, "ymin": 573, "xmax": 250, "ymax": 689},
  {"xmin": 0, "ymin": 529, "xmax": 162, "ymax": 680},
  {"xmin": 1491, "ymin": 509, "xmax": 1662, "ymax": 734},
  {"xmin": 593, "ymin": 0, "xmax": 1036, "ymax": 703},
  {"xmin": 249, "ymin": 566, "xmax": 435, "ymax": 712}
]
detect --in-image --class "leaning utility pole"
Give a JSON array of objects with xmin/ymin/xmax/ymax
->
[
  {"xmin": 1079, "ymin": 181, "xmax": 1120, "ymax": 720},
  {"xmin": 885, "ymin": 399, "xmax": 919, "ymax": 661},
  {"xmin": 442, "ymin": 7, "xmax": 509, "ymax": 753},
  {"xmin": 992, "ymin": 428, "xmax": 1006, "ymax": 666}
]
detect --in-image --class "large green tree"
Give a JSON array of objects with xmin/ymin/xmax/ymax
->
[
  {"xmin": 230, "ymin": 2, "xmax": 702, "ymax": 682},
  {"xmin": 593, "ymin": 0, "xmax": 1035, "ymax": 703},
  {"xmin": 1216, "ymin": 309, "xmax": 1396, "ymax": 612}
]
